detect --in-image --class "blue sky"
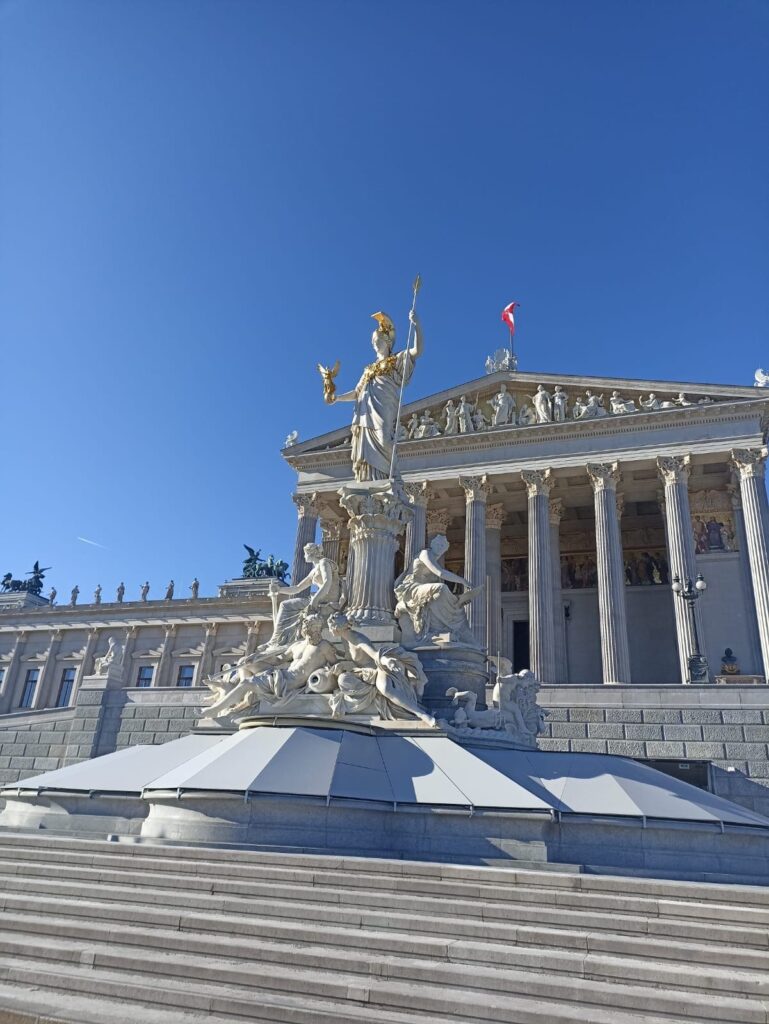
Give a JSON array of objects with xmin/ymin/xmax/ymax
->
[{"xmin": 2, "ymin": 0, "xmax": 767, "ymax": 601}]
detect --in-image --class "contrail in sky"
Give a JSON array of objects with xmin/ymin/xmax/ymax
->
[{"xmin": 77, "ymin": 537, "xmax": 107, "ymax": 549}]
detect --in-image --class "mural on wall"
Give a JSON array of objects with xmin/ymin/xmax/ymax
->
[{"xmin": 690, "ymin": 489, "xmax": 738, "ymax": 554}]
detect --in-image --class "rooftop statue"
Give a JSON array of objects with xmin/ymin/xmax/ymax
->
[
  {"xmin": 1, "ymin": 561, "xmax": 51, "ymax": 596},
  {"xmin": 755, "ymin": 368, "xmax": 769, "ymax": 388},
  {"xmin": 241, "ymin": 545, "xmax": 290, "ymax": 584},
  {"xmin": 319, "ymin": 289, "xmax": 423, "ymax": 482}
]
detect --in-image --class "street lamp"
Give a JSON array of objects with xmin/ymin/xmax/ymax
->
[{"xmin": 671, "ymin": 572, "xmax": 709, "ymax": 683}]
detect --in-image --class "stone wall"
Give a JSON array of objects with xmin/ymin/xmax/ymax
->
[
  {"xmin": 539, "ymin": 684, "xmax": 769, "ymax": 816},
  {"xmin": 2, "ymin": 681, "xmax": 769, "ymax": 820},
  {"xmin": 0, "ymin": 685, "xmax": 205, "ymax": 790}
]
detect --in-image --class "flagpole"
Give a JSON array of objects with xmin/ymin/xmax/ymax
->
[{"xmin": 388, "ymin": 274, "xmax": 421, "ymax": 481}]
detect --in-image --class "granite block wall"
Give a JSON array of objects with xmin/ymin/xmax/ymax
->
[{"xmin": 1, "ymin": 682, "xmax": 769, "ymax": 819}]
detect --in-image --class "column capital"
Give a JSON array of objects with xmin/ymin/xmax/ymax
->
[
  {"xmin": 587, "ymin": 462, "xmax": 621, "ymax": 491},
  {"xmin": 731, "ymin": 447, "xmax": 768, "ymax": 481},
  {"xmin": 163, "ymin": 624, "xmax": 177, "ymax": 640},
  {"xmin": 656, "ymin": 454, "xmax": 691, "ymax": 487},
  {"xmin": 549, "ymin": 498, "xmax": 565, "ymax": 525},
  {"xmin": 204, "ymin": 623, "xmax": 218, "ymax": 639},
  {"xmin": 426, "ymin": 507, "xmax": 453, "ymax": 537},
  {"xmin": 50, "ymin": 629, "xmax": 64, "ymax": 643},
  {"xmin": 404, "ymin": 480, "xmax": 434, "ymax": 508},
  {"xmin": 124, "ymin": 625, "xmax": 138, "ymax": 640},
  {"xmin": 459, "ymin": 474, "xmax": 490, "ymax": 503},
  {"xmin": 486, "ymin": 503, "xmax": 507, "ymax": 530},
  {"xmin": 292, "ymin": 492, "xmax": 320, "ymax": 518},
  {"xmin": 521, "ymin": 468, "xmax": 553, "ymax": 498}
]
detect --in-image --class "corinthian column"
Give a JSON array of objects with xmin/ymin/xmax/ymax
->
[
  {"xmin": 291, "ymin": 493, "xmax": 320, "ymax": 587},
  {"xmin": 460, "ymin": 475, "xmax": 491, "ymax": 648},
  {"xmin": 731, "ymin": 447, "xmax": 769, "ymax": 680},
  {"xmin": 657, "ymin": 455, "xmax": 705, "ymax": 683},
  {"xmin": 485, "ymin": 503, "xmax": 506, "ymax": 660},
  {"xmin": 587, "ymin": 463, "xmax": 632, "ymax": 685},
  {"xmin": 404, "ymin": 482, "xmax": 432, "ymax": 566},
  {"xmin": 522, "ymin": 468, "xmax": 555, "ymax": 681},
  {"xmin": 549, "ymin": 499, "xmax": 568, "ymax": 684}
]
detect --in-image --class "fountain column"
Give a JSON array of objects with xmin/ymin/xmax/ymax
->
[{"xmin": 339, "ymin": 484, "xmax": 411, "ymax": 638}]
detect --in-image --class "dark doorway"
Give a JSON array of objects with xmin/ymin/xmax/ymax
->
[{"xmin": 513, "ymin": 620, "xmax": 530, "ymax": 672}]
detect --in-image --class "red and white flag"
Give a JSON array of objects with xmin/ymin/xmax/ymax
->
[{"xmin": 501, "ymin": 301, "xmax": 519, "ymax": 335}]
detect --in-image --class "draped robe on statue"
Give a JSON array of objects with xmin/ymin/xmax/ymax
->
[{"xmin": 351, "ymin": 349, "xmax": 415, "ymax": 480}]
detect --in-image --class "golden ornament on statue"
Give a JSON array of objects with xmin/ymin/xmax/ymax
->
[{"xmin": 317, "ymin": 359, "xmax": 340, "ymax": 404}]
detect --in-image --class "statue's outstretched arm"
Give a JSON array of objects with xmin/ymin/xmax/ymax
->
[
  {"xmin": 408, "ymin": 311, "xmax": 423, "ymax": 358},
  {"xmin": 275, "ymin": 569, "xmax": 314, "ymax": 596},
  {"xmin": 419, "ymin": 549, "xmax": 472, "ymax": 589},
  {"xmin": 333, "ymin": 388, "xmax": 357, "ymax": 403}
]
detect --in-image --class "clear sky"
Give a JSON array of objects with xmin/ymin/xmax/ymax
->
[{"xmin": 2, "ymin": 0, "xmax": 767, "ymax": 602}]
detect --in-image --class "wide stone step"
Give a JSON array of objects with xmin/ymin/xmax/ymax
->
[
  {"xmin": 2, "ymin": 869, "xmax": 766, "ymax": 956},
  {"xmin": 1, "ymin": 906, "xmax": 767, "ymax": 1000},
  {"xmin": 0, "ymin": 954, "xmax": 459, "ymax": 1024},
  {"xmin": 0, "ymin": 981, "xmax": 228, "ymax": 1024},
  {"xmin": 2, "ymin": 832, "xmax": 769, "ymax": 908},
  {"xmin": 4, "ymin": 851, "xmax": 769, "ymax": 932},
  {"xmin": 1, "ymin": 935, "xmax": 764, "ymax": 1024}
]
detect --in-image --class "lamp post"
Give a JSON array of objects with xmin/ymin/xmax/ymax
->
[{"xmin": 671, "ymin": 573, "xmax": 709, "ymax": 683}]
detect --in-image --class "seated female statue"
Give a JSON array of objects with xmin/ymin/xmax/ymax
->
[{"xmin": 394, "ymin": 534, "xmax": 482, "ymax": 648}]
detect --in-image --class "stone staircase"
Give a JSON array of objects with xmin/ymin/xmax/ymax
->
[{"xmin": 0, "ymin": 834, "xmax": 767, "ymax": 1023}]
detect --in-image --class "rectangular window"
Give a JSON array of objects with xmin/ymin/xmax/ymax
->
[
  {"xmin": 136, "ymin": 665, "xmax": 154, "ymax": 688},
  {"xmin": 19, "ymin": 669, "xmax": 39, "ymax": 709},
  {"xmin": 0, "ymin": 668, "xmax": 5, "ymax": 689},
  {"xmin": 176, "ymin": 665, "xmax": 195, "ymax": 688},
  {"xmin": 56, "ymin": 667, "xmax": 76, "ymax": 707}
]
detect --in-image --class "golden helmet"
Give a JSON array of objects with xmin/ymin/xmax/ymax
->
[{"xmin": 371, "ymin": 311, "xmax": 394, "ymax": 335}]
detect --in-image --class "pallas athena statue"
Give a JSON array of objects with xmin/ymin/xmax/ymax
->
[{"xmin": 319, "ymin": 309, "xmax": 423, "ymax": 481}]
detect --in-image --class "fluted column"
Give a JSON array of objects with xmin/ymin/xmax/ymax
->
[
  {"xmin": 522, "ymin": 469, "xmax": 556, "ymax": 681},
  {"xmin": 74, "ymin": 629, "xmax": 99, "ymax": 693},
  {"xmin": 731, "ymin": 447, "xmax": 769, "ymax": 680},
  {"xmin": 404, "ymin": 482, "xmax": 432, "ymax": 566},
  {"xmin": 588, "ymin": 463, "xmax": 632, "ymax": 685},
  {"xmin": 460, "ymin": 475, "xmax": 491, "ymax": 649},
  {"xmin": 549, "ymin": 499, "xmax": 568, "ymax": 684},
  {"xmin": 727, "ymin": 479, "xmax": 763, "ymax": 672},
  {"xmin": 0, "ymin": 631, "xmax": 27, "ymax": 714},
  {"xmin": 198, "ymin": 624, "xmax": 218, "ymax": 684},
  {"xmin": 426, "ymin": 507, "xmax": 452, "ymax": 542},
  {"xmin": 291, "ymin": 493, "xmax": 320, "ymax": 588},
  {"xmin": 657, "ymin": 455, "xmax": 705, "ymax": 683},
  {"xmin": 339, "ymin": 486, "xmax": 411, "ymax": 630},
  {"xmin": 154, "ymin": 625, "xmax": 176, "ymax": 687},
  {"xmin": 320, "ymin": 515, "xmax": 343, "ymax": 566},
  {"xmin": 35, "ymin": 629, "xmax": 64, "ymax": 709},
  {"xmin": 122, "ymin": 627, "xmax": 138, "ymax": 688},
  {"xmin": 485, "ymin": 503, "xmax": 506, "ymax": 659}
]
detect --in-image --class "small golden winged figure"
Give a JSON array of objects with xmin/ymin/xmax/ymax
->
[{"xmin": 317, "ymin": 359, "xmax": 340, "ymax": 404}]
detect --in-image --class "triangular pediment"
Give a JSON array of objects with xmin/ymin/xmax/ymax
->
[{"xmin": 285, "ymin": 367, "xmax": 767, "ymax": 459}]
